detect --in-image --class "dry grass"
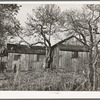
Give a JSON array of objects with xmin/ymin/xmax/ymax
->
[{"xmin": 0, "ymin": 67, "xmax": 86, "ymax": 91}]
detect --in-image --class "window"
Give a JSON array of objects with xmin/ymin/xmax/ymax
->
[
  {"xmin": 72, "ymin": 51, "xmax": 78, "ymax": 58},
  {"xmin": 14, "ymin": 55, "xmax": 20, "ymax": 60}
]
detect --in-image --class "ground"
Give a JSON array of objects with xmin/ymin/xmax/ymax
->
[{"xmin": 0, "ymin": 67, "xmax": 87, "ymax": 91}]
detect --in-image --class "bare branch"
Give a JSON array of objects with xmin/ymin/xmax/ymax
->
[{"xmin": 93, "ymin": 11, "xmax": 100, "ymax": 23}]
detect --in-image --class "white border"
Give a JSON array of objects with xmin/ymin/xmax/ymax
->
[
  {"xmin": 0, "ymin": 1, "xmax": 100, "ymax": 4},
  {"xmin": 1, "ymin": 91, "xmax": 100, "ymax": 99},
  {"xmin": 0, "ymin": 1, "xmax": 100, "ymax": 99}
]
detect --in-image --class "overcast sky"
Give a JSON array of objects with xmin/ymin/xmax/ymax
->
[
  {"xmin": 12, "ymin": 3, "xmax": 83, "ymax": 45},
  {"xmin": 16, "ymin": 4, "xmax": 83, "ymax": 27}
]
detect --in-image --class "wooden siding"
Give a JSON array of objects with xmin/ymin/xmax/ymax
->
[
  {"xmin": 58, "ymin": 51, "xmax": 73, "ymax": 71},
  {"xmin": 7, "ymin": 53, "xmax": 45, "ymax": 71},
  {"xmin": 52, "ymin": 36, "xmax": 89, "ymax": 72},
  {"xmin": 53, "ymin": 50, "xmax": 89, "ymax": 72},
  {"xmin": 7, "ymin": 53, "xmax": 13, "ymax": 70},
  {"xmin": 29, "ymin": 54, "xmax": 34, "ymax": 68},
  {"xmin": 20, "ymin": 54, "xmax": 25, "ymax": 70},
  {"xmin": 20, "ymin": 54, "xmax": 29, "ymax": 70},
  {"xmin": 52, "ymin": 47, "xmax": 59, "ymax": 68}
]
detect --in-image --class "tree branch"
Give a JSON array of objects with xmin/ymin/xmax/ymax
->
[
  {"xmin": 38, "ymin": 24, "xmax": 51, "ymax": 47},
  {"xmin": 93, "ymin": 11, "xmax": 100, "ymax": 23}
]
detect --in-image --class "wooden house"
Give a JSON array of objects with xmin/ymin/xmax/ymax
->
[
  {"xmin": 51, "ymin": 34, "xmax": 90, "ymax": 73},
  {"xmin": 0, "ymin": 44, "xmax": 46, "ymax": 71}
]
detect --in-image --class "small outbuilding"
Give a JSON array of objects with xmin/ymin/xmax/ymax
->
[
  {"xmin": 0, "ymin": 43, "xmax": 46, "ymax": 71},
  {"xmin": 52, "ymin": 34, "xmax": 90, "ymax": 73}
]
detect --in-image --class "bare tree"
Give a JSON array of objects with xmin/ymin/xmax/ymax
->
[
  {"xmin": 63, "ymin": 4, "xmax": 100, "ymax": 90},
  {"xmin": 25, "ymin": 4, "xmax": 62, "ymax": 68}
]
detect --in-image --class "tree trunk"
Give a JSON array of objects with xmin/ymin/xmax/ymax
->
[
  {"xmin": 45, "ymin": 47, "xmax": 53, "ymax": 69},
  {"xmin": 88, "ymin": 48, "xmax": 94, "ymax": 90},
  {"xmin": 93, "ymin": 43, "xmax": 98, "ymax": 91}
]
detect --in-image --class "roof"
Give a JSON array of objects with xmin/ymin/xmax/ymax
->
[
  {"xmin": 52, "ymin": 34, "xmax": 88, "ymax": 48},
  {"xmin": 52, "ymin": 34, "xmax": 74, "ymax": 48},
  {"xmin": 7, "ymin": 44, "xmax": 46, "ymax": 55},
  {"xmin": 58, "ymin": 44, "xmax": 89, "ymax": 52},
  {"xmin": 52, "ymin": 34, "xmax": 89, "ymax": 52}
]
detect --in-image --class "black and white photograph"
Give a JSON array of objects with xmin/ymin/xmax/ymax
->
[{"xmin": 0, "ymin": 1, "xmax": 100, "ymax": 92}]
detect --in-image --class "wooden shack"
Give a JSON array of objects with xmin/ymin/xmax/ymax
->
[
  {"xmin": 52, "ymin": 34, "xmax": 89, "ymax": 73},
  {"xmin": 1, "ymin": 44, "xmax": 46, "ymax": 71}
]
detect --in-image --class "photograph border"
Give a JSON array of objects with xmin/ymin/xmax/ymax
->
[{"xmin": 0, "ymin": 0, "xmax": 100, "ymax": 99}]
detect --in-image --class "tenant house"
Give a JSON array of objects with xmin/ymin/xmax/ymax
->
[
  {"xmin": 0, "ymin": 44, "xmax": 46, "ymax": 71},
  {"xmin": 51, "ymin": 34, "xmax": 90, "ymax": 73}
]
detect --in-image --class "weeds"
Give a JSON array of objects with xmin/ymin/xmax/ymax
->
[{"xmin": 0, "ymin": 67, "xmax": 86, "ymax": 91}]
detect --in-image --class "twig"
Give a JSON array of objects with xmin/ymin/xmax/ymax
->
[{"xmin": 75, "ymin": 79, "xmax": 87, "ymax": 91}]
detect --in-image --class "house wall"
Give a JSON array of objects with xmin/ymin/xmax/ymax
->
[
  {"xmin": 7, "ymin": 53, "xmax": 45, "ymax": 71},
  {"xmin": 58, "ymin": 51, "xmax": 89, "ymax": 72},
  {"xmin": 52, "ymin": 37, "xmax": 89, "ymax": 72},
  {"xmin": 52, "ymin": 47, "xmax": 59, "ymax": 68}
]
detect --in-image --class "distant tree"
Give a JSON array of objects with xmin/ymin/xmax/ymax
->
[
  {"xmin": 26, "ymin": 4, "xmax": 63, "ymax": 68},
  {"xmin": 63, "ymin": 4, "xmax": 100, "ymax": 90},
  {"xmin": 0, "ymin": 4, "xmax": 21, "ymax": 54}
]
